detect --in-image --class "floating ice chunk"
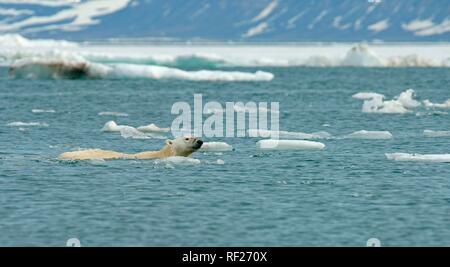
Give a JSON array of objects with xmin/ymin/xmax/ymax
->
[
  {"xmin": 216, "ymin": 159, "xmax": 225, "ymax": 165},
  {"xmin": 423, "ymin": 99, "xmax": 450, "ymax": 109},
  {"xmin": 101, "ymin": 121, "xmax": 124, "ymax": 132},
  {"xmin": 137, "ymin": 123, "xmax": 170, "ymax": 133},
  {"xmin": 423, "ymin": 130, "xmax": 450, "ymax": 138},
  {"xmin": 377, "ymin": 100, "xmax": 412, "ymax": 114},
  {"xmin": 396, "ymin": 89, "xmax": 421, "ymax": 109},
  {"xmin": 256, "ymin": 139, "xmax": 325, "ymax": 151},
  {"xmin": 357, "ymin": 89, "xmax": 420, "ymax": 114},
  {"xmin": 362, "ymin": 98, "xmax": 410, "ymax": 114},
  {"xmin": 248, "ymin": 129, "xmax": 331, "ymax": 139},
  {"xmin": 352, "ymin": 92, "xmax": 385, "ymax": 100},
  {"xmin": 98, "ymin": 111, "xmax": 129, "ymax": 117},
  {"xmin": 345, "ymin": 130, "xmax": 393, "ymax": 140},
  {"xmin": 199, "ymin": 142, "xmax": 234, "ymax": 152},
  {"xmin": 101, "ymin": 121, "xmax": 165, "ymax": 139},
  {"xmin": 7, "ymin": 121, "xmax": 48, "ymax": 127},
  {"xmin": 155, "ymin": 156, "xmax": 201, "ymax": 166},
  {"xmin": 105, "ymin": 64, "xmax": 274, "ymax": 81},
  {"xmin": 386, "ymin": 153, "xmax": 450, "ymax": 163},
  {"xmin": 32, "ymin": 109, "xmax": 56, "ymax": 113},
  {"xmin": 119, "ymin": 127, "xmax": 151, "ymax": 140}
]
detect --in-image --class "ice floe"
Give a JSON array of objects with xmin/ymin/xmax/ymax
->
[
  {"xmin": 423, "ymin": 130, "xmax": 450, "ymax": 138},
  {"xmin": 31, "ymin": 109, "xmax": 56, "ymax": 113},
  {"xmin": 423, "ymin": 99, "xmax": 450, "ymax": 109},
  {"xmin": 154, "ymin": 156, "xmax": 201, "ymax": 167},
  {"xmin": 137, "ymin": 123, "xmax": 170, "ymax": 133},
  {"xmin": 345, "ymin": 130, "xmax": 393, "ymax": 140},
  {"xmin": 6, "ymin": 121, "xmax": 48, "ymax": 127},
  {"xmin": 355, "ymin": 89, "xmax": 420, "ymax": 114},
  {"xmin": 98, "ymin": 111, "xmax": 129, "ymax": 117},
  {"xmin": 199, "ymin": 142, "xmax": 234, "ymax": 152},
  {"xmin": 256, "ymin": 139, "xmax": 325, "ymax": 150},
  {"xmin": 248, "ymin": 129, "xmax": 331, "ymax": 139},
  {"xmin": 386, "ymin": 153, "xmax": 450, "ymax": 163},
  {"xmin": 101, "ymin": 121, "xmax": 168, "ymax": 139}
]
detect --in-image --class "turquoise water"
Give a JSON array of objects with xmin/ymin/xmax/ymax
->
[{"xmin": 1, "ymin": 67, "xmax": 450, "ymax": 246}]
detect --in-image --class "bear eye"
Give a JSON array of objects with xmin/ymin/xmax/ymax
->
[{"xmin": 185, "ymin": 138, "xmax": 189, "ymax": 141}]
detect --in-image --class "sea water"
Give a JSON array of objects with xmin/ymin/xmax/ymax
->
[{"xmin": 1, "ymin": 39, "xmax": 450, "ymax": 246}]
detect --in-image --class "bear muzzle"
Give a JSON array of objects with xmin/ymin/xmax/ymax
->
[{"xmin": 193, "ymin": 140, "xmax": 203, "ymax": 149}]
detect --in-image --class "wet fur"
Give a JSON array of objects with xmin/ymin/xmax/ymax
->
[{"xmin": 58, "ymin": 137, "xmax": 201, "ymax": 160}]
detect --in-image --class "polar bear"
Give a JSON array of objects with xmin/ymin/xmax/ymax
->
[{"xmin": 59, "ymin": 136, "xmax": 203, "ymax": 160}]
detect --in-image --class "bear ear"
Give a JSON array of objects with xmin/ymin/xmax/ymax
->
[{"xmin": 165, "ymin": 139, "xmax": 173, "ymax": 146}]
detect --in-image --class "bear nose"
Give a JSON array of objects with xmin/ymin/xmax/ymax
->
[{"xmin": 197, "ymin": 140, "xmax": 203, "ymax": 146}]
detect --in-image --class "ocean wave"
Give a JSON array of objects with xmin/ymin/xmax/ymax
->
[{"xmin": 386, "ymin": 153, "xmax": 450, "ymax": 163}]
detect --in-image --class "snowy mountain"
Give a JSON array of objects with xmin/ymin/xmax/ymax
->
[{"xmin": 0, "ymin": 0, "xmax": 449, "ymax": 42}]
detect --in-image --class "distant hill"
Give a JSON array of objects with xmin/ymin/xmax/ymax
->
[{"xmin": 0, "ymin": 0, "xmax": 449, "ymax": 42}]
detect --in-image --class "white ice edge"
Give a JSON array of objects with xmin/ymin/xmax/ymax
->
[
  {"xmin": 256, "ymin": 139, "xmax": 325, "ymax": 150},
  {"xmin": 423, "ymin": 130, "xmax": 450, "ymax": 138},
  {"xmin": 199, "ymin": 142, "xmax": 233, "ymax": 152},
  {"xmin": 345, "ymin": 130, "xmax": 393, "ymax": 140},
  {"xmin": 386, "ymin": 153, "xmax": 450, "ymax": 163}
]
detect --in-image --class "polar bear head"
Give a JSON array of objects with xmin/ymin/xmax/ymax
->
[{"xmin": 165, "ymin": 136, "xmax": 203, "ymax": 157}]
